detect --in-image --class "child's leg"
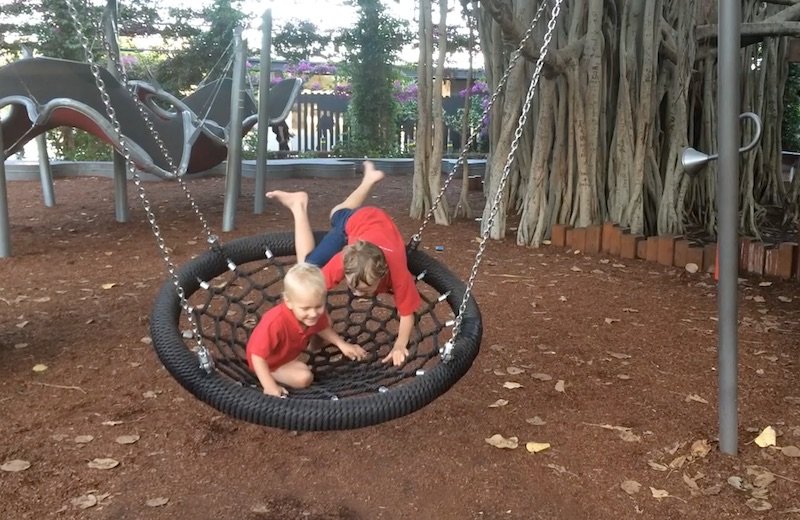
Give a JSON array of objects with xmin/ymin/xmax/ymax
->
[
  {"xmin": 328, "ymin": 160, "xmax": 385, "ymax": 218},
  {"xmin": 266, "ymin": 191, "xmax": 315, "ymax": 262},
  {"xmin": 271, "ymin": 360, "xmax": 313, "ymax": 389}
]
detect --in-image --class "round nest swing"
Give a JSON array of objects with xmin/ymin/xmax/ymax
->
[{"xmin": 149, "ymin": 232, "xmax": 482, "ymax": 431}]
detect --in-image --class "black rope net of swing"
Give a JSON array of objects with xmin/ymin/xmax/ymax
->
[
  {"xmin": 185, "ymin": 250, "xmax": 450, "ymax": 400},
  {"xmin": 149, "ymin": 232, "xmax": 482, "ymax": 430}
]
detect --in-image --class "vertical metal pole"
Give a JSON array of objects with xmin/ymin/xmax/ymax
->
[
  {"xmin": 104, "ymin": 0, "xmax": 129, "ymax": 223},
  {"xmin": 223, "ymin": 26, "xmax": 246, "ymax": 232},
  {"xmin": 21, "ymin": 47, "xmax": 55, "ymax": 207},
  {"xmin": 0, "ymin": 124, "xmax": 11, "ymax": 257},
  {"xmin": 717, "ymin": 1, "xmax": 741, "ymax": 455},
  {"xmin": 254, "ymin": 9, "xmax": 272, "ymax": 214}
]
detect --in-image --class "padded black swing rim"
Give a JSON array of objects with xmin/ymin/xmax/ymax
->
[{"xmin": 149, "ymin": 232, "xmax": 482, "ymax": 431}]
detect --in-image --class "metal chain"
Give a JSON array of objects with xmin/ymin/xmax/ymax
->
[
  {"xmin": 99, "ymin": 19, "xmax": 217, "ymax": 246},
  {"xmin": 65, "ymin": 0, "xmax": 211, "ymax": 367},
  {"xmin": 409, "ymin": 0, "xmax": 549, "ymax": 248},
  {"xmin": 443, "ymin": 0, "xmax": 563, "ymax": 360}
]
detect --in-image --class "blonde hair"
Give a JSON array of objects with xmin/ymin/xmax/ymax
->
[
  {"xmin": 283, "ymin": 262, "xmax": 327, "ymax": 302},
  {"xmin": 343, "ymin": 240, "xmax": 388, "ymax": 289}
]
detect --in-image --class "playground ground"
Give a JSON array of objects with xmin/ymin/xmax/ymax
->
[{"xmin": 0, "ymin": 171, "xmax": 799, "ymax": 519}]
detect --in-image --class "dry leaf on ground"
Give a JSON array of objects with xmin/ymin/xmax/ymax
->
[
  {"xmin": 488, "ymin": 399, "xmax": 508, "ymax": 408},
  {"xmin": 87, "ymin": 458, "xmax": 119, "ymax": 470},
  {"xmin": 649, "ymin": 487, "xmax": 670, "ymax": 499},
  {"xmin": 503, "ymin": 382, "xmax": 523, "ymax": 389},
  {"xmin": 1, "ymin": 459, "xmax": 31, "ymax": 472},
  {"xmin": 620, "ymin": 480, "xmax": 641, "ymax": 495},
  {"xmin": 754, "ymin": 426, "xmax": 777, "ymax": 448},
  {"xmin": 745, "ymin": 498, "xmax": 772, "ymax": 512},
  {"xmin": 525, "ymin": 442, "xmax": 550, "ymax": 453},
  {"xmin": 780, "ymin": 445, "xmax": 800, "ymax": 457},
  {"xmin": 485, "ymin": 434, "xmax": 519, "ymax": 449},
  {"xmin": 146, "ymin": 497, "xmax": 170, "ymax": 507},
  {"xmin": 554, "ymin": 380, "xmax": 566, "ymax": 392},
  {"xmin": 115, "ymin": 434, "xmax": 140, "ymax": 445}
]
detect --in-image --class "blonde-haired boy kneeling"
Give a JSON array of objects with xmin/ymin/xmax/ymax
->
[{"xmin": 246, "ymin": 262, "xmax": 367, "ymax": 397}]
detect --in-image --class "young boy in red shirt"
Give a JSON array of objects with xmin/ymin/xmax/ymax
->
[
  {"xmin": 266, "ymin": 161, "xmax": 421, "ymax": 367},
  {"xmin": 246, "ymin": 262, "xmax": 367, "ymax": 397}
]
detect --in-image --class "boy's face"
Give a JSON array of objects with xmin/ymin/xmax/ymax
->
[
  {"xmin": 285, "ymin": 290, "xmax": 326, "ymax": 328},
  {"xmin": 349, "ymin": 278, "xmax": 380, "ymax": 298}
]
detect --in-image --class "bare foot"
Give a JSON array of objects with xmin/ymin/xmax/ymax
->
[
  {"xmin": 266, "ymin": 190, "xmax": 308, "ymax": 212},
  {"xmin": 362, "ymin": 161, "xmax": 385, "ymax": 185}
]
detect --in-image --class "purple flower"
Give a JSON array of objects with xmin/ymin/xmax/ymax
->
[{"xmin": 120, "ymin": 55, "xmax": 139, "ymax": 67}]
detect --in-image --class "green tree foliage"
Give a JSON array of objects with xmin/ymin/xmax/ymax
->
[
  {"xmin": 153, "ymin": 0, "xmax": 247, "ymax": 95},
  {"xmin": 273, "ymin": 20, "xmax": 332, "ymax": 62},
  {"xmin": 337, "ymin": 0, "xmax": 411, "ymax": 156},
  {"xmin": 783, "ymin": 63, "xmax": 800, "ymax": 152}
]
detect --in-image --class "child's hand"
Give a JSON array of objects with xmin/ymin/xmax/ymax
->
[
  {"xmin": 381, "ymin": 343, "xmax": 409, "ymax": 366},
  {"xmin": 262, "ymin": 384, "xmax": 288, "ymax": 398},
  {"xmin": 339, "ymin": 342, "xmax": 368, "ymax": 361}
]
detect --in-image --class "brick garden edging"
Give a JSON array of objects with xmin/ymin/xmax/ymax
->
[{"xmin": 550, "ymin": 222, "xmax": 800, "ymax": 281}]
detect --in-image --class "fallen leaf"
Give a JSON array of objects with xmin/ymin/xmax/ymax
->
[
  {"xmin": 682, "ymin": 473, "xmax": 700, "ymax": 492},
  {"xmin": 650, "ymin": 487, "xmax": 670, "ymax": 499},
  {"xmin": 115, "ymin": 434, "xmax": 140, "ymax": 445},
  {"xmin": 1, "ymin": 459, "xmax": 31, "ymax": 472},
  {"xmin": 525, "ymin": 442, "xmax": 550, "ymax": 453},
  {"xmin": 32, "ymin": 364, "xmax": 48, "ymax": 373},
  {"xmin": 146, "ymin": 497, "xmax": 169, "ymax": 507},
  {"xmin": 554, "ymin": 380, "xmax": 566, "ymax": 393},
  {"xmin": 73, "ymin": 435, "xmax": 94, "ymax": 444},
  {"xmin": 604, "ymin": 318, "xmax": 620, "ymax": 325},
  {"xmin": 685, "ymin": 393, "xmax": 708, "ymax": 404},
  {"xmin": 488, "ymin": 399, "xmax": 509, "ymax": 408},
  {"xmin": 669, "ymin": 455, "xmax": 687, "ymax": 469},
  {"xmin": 102, "ymin": 420, "xmax": 123, "ymax": 426},
  {"xmin": 531, "ymin": 373, "xmax": 553, "ymax": 381},
  {"xmin": 758, "ymin": 281, "xmax": 773, "ymax": 287},
  {"xmin": 525, "ymin": 416, "xmax": 546, "ymax": 426},
  {"xmin": 728, "ymin": 476, "xmax": 752, "ymax": 491},
  {"xmin": 777, "ymin": 295, "xmax": 793, "ymax": 303},
  {"xmin": 506, "ymin": 366, "xmax": 525, "ymax": 375},
  {"xmin": 14, "ymin": 343, "xmax": 28, "ymax": 350},
  {"xmin": 702, "ymin": 483, "xmax": 723, "ymax": 496},
  {"xmin": 647, "ymin": 461, "xmax": 669, "ymax": 472},
  {"xmin": 101, "ymin": 283, "xmax": 117, "ymax": 290},
  {"xmin": 87, "ymin": 458, "xmax": 119, "ymax": 470},
  {"xmin": 607, "ymin": 352, "xmax": 631, "ymax": 360},
  {"xmin": 691, "ymin": 439, "xmax": 711, "ymax": 458},
  {"xmin": 502, "ymin": 381, "xmax": 523, "ymax": 389},
  {"xmin": 622, "ymin": 308, "xmax": 639, "ymax": 313},
  {"xmin": 754, "ymin": 426, "xmax": 777, "ymax": 448},
  {"xmin": 780, "ymin": 445, "xmax": 800, "ymax": 457},
  {"xmin": 71, "ymin": 494, "xmax": 98, "ymax": 510},
  {"xmin": 16, "ymin": 320, "xmax": 29, "ymax": 329},
  {"xmin": 143, "ymin": 391, "xmax": 158, "ymax": 399},
  {"xmin": 746, "ymin": 466, "xmax": 776, "ymax": 488},
  {"xmin": 570, "ymin": 266, "xmax": 582, "ymax": 272},
  {"xmin": 485, "ymin": 434, "xmax": 518, "ymax": 449},
  {"xmin": 618, "ymin": 430, "xmax": 641, "ymax": 443},
  {"xmin": 616, "ymin": 374, "xmax": 631, "ymax": 380},
  {"xmin": 745, "ymin": 498, "xmax": 772, "ymax": 512},
  {"xmin": 685, "ymin": 263, "xmax": 699, "ymax": 274},
  {"xmin": 621, "ymin": 480, "xmax": 642, "ymax": 495}
]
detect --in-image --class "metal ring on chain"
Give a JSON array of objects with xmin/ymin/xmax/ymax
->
[{"xmin": 149, "ymin": 233, "xmax": 482, "ymax": 431}]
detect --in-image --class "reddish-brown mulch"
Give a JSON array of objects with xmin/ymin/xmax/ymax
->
[{"xmin": 1, "ymin": 172, "xmax": 799, "ymax": 519}]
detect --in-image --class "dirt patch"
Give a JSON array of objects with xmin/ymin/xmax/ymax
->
[{"xmin": 1, "ymin": 172, "xmax": 799, "ymax": 519}]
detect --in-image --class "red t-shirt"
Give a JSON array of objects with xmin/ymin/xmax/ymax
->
[
  {"xmin": 321, "ymin": 207, "xmax": 421, "ymax": 316},
  {"xmin": 246, "ymin": 302, "xmax": 329, "ymax": 370}
]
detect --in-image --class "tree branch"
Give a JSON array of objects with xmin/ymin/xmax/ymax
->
[
  {"xmin": 479, "ymin": 0, "xmax": 566, "ymax": 74},
  {"xmin": 696, "ymin": 21, "xmax": 800, "ymax": 43}
]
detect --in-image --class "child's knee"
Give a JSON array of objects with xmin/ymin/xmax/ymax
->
[{"xmin": 296, "ymin": 369, "xmax": 314, "ymax": 388}]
